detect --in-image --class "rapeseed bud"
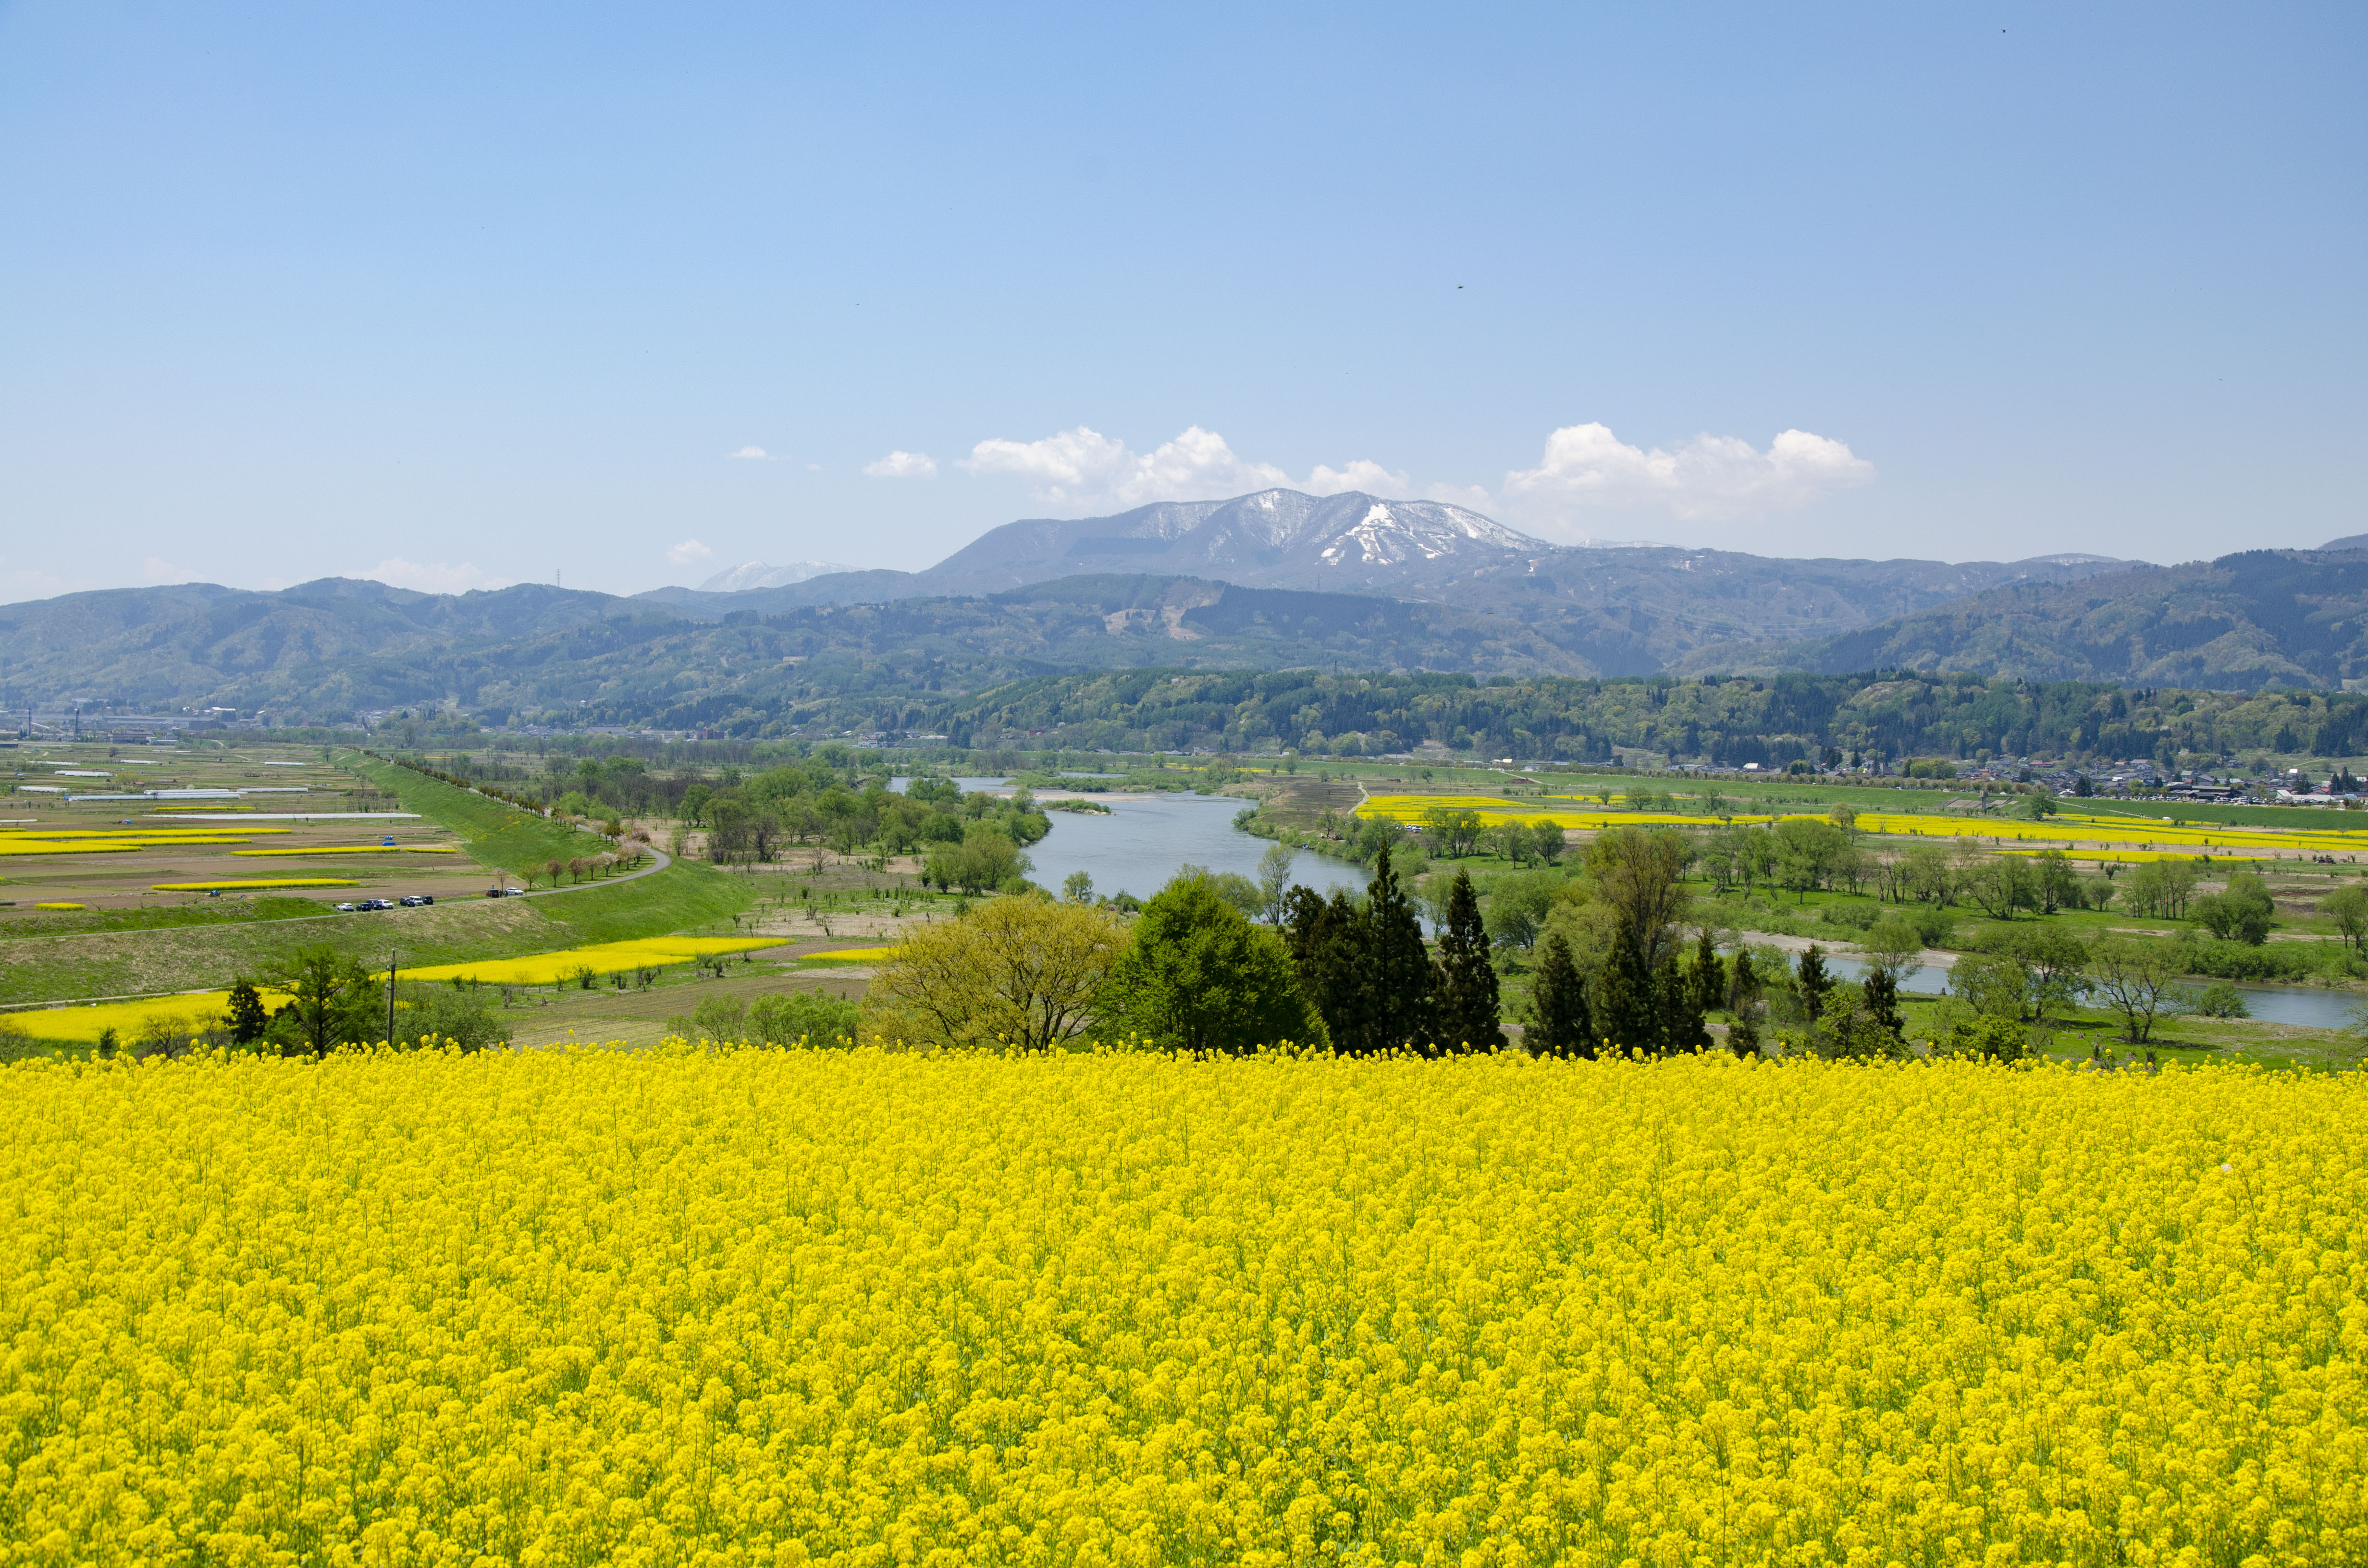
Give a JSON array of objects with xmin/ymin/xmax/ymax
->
[{"xmin": 0, "ymin": 1050, "xmax": 2358, "ymax": 1564}]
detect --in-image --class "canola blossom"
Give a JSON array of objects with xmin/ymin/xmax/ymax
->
[
  {"xmin": 395, "ymin": 935, "xmax": 781, "ymax": 985},
  {"xmin": 30, "ymin": 902, "xmax": 86, "ymax": 911},
  {"xmin": 1361, "ymin": 793, "xmax": 2368, "ymax": 859},
  {"xmin": 6, "ymin": 990, "xmax": 255, "ymax": 1043},
  {"xmin": 231, "ymin": 845, "xmax": 459, "ymax": 856},
  {"xmin": 0, "ymin": 1049, "xmax": 2357, "ymax": 1565},
  {"xmin": 150, "ymin": 877, "xmax": 358, "ymax": 892},
  {"xmin": 0, "ymin": 837, "xmax": 257, "ymax": 856}
]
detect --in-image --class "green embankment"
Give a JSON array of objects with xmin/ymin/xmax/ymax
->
[
  {"xmin": 349, "ymin": 752, "xmax": 614, "ymax": 872},
  {"xmin": 0, "ymin": 761, "xmax": 753, "ymax": 1006}
]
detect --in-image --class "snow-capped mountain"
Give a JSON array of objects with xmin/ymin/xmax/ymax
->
[
  {"xmin": 925, "ymin": 490, "xmax": 1549, "ymax": 592},
  {"xmin": 698, "ymin": 559, "xmax": 854, "ymax": 592}
]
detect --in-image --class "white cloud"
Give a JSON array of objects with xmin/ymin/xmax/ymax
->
[
  {"xmin": 0, "ymin": 557, "xmax": 68, "ymax": 604},
  {"xmin": 962, "ymin": 425, "xmax": 1315, "ymax": 511},
  {"xmin": 1304, "ymin": 459, "xmax": 1413, "ymax": 497},
  {"xmin": 731, "ymin": 445, "xmax": 771, "ymax": 460},
  {"xmin": 863, "ymin": 450, "xmax": 939, "ymax": 479},
  {"xmin": 353, "ymin": 558, "xmax": 505, "ymax": 594},
  {"xmin": 1501, "ymin": 423, "xmax": 1874, "ymax": 524},
  {"xmin": 666, "ymin": 539, "xmax": 713, "ymax": 565},
  {"xmin": 141, "ymin": 556, "xmax": 195, "ymax": 585}
]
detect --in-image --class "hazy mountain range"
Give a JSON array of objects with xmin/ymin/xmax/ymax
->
[{"xmin": 2, "ymin": 489, "xmax": 2362, "ymax": 719}]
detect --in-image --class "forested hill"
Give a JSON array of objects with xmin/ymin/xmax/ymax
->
[
  {"xmin": 0, "ymin": 574, "xmax": 1595, "ymax": 717},
  {"xmin": 1691, "ymin": 548, "xmax": 2368, "ymax": 691},
  {"xmin": 779, "ymin": 667, "xmax": 2368, "ymax": 770}
]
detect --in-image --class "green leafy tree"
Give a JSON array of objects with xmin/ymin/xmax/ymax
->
[
  {"xmin": 1428, "ymin": 870, "xmax": 1505, "ymax": 1054},
  {"xmin": 2088, "ymin": 936, "xmax": 2182, "ymax": 1042},
  {"xmin": 2194, "ymin": 872, "xmax": 2274, "ymax": 944},
  {"xmin": 1103, "ymin": 873, "xmax": 1326, "ymax": 1054},
  {"xmin": 1530, "ymin": 820, "xmax": 1566, "ymax": 865},
  {"xmin": 1524, "ymin": 931, "xmax": 1592, "ymax": 1058},
  {"xmin": 2030, "ymin": 849, "xmax": 2082, "ymax": 914},
  {"xmin": 2320, "ymin": 884, "xmax": 2368, "ymax": 953},
  {"xmin": 1255, "ymin": 843, "xmax": 1295, "ymax": 923}
]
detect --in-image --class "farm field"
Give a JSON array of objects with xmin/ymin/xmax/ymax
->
[
  {"xmin": 0, "ymin": 1049, "xmax": 2356, "ymax": 1564},
  {"xmin": 0, "ymin": 745, "xmax": 756, "ymax": 1008},
  {"xmin": 0, "ymin": 742, "xmax": 485, "ymax": 917}
]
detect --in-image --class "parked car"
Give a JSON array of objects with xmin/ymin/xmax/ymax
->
[
  {"xmin": 333, "ymin": 902, "xmax": 357, "ymax": 912},
  {"xmin": 399, "ymin": 894, "xmax": 433, "ymax": 907},
  {"xmin": 359, "ymin": 898, "xmax": 396, "ymax": 911}
]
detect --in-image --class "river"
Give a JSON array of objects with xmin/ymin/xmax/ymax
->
[
  {"xmin": 1818, "ymin": 952, "xmax": 2360, "ymax": 1029},
  {"xmin": 894, "ymin": 778, "xmax": 1368, "ymax": 905}
]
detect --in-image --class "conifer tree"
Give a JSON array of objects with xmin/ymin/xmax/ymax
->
[
  {"xmin": 1797, "ymin": 943, "xmax": 1834, "ymax": 1023},
  {"xmin": 226, "ymin": 981, "xmax": 268, "ymax": 1046},
  {"xmin": 1592, "ymin": 920, "xmax": 1658, "ymax": 1054},
  {"xmin": 1283, "ymin": 885, "xmax": 1374, "ymax": 1054},
  {"xmin": 1429, "ymin": 869, "xmax": 1505, "ymax": 1053},
  {"xmin": 1862, "ymin": 968, "xmax": 1904, "ymax": 1039},
  {"xmin": 1365, "ymin": 845, "xmax": 1434, "ymax": 1052},
  {"xmin": 1686, "ymin": 928, "xmax": 1725, "ymax": 1022},
  {"xmin": 1654, "ymin": 950, "xmax": 1710, "ymax": 1054},
  {"xmin": 1525, "ymin": 930, "xmax": 1592, "ymax": 1057}
]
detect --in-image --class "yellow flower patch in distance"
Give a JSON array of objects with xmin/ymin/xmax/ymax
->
[
  {"xmin": 2000, "ymin": 845, "xmax": 2269, "ymax": 864},
  {"xmin": 32, "ymin": 901, "xmax": 86, "ymax": 910},
  {"xmin": 0, "ymin": 839, "xmax": 256, "ymax": 855},
  {"xmin": 5, "ymin": 989, "xmax": 242, "ymax": 1042},
  {"xmin": 0, "ymin": 1052, "xmax": 2356, "ymax": 1562},
  {"xmin": 396, "ymin": 935, "xmax": 779, "ymax": 984},
  {"xmin": 230, "ymin": 844, "xmax": 458, "ymax": 856},
  {"xmin": 151, "ymin": 878, "xmax": 358, "ymax": 891},
  {"xmin": 798, "ymin": 945, "xmax": 902, "ymax": 962},
  {"xmin": 1360, "ymin": 793, "xmax": 1760, "ymax": 829},
  {"xmin": 0, "ymin": 827, "xmax": 289, "ymax": 839}
]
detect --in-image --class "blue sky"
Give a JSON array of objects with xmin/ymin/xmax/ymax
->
[{"xmin": 1, "ymin": 2, "xmax": 2359, "ymax": 600}]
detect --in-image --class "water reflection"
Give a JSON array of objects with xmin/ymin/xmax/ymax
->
[{"xmin": 892, "ymin": 778, "xmax": 1366, "ymax": 904}]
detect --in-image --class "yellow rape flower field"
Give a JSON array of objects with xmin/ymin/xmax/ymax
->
[
  {"xmin": 231, "ymin": 845, "xmax": 460, "ymax": 856},
  {"xmin": 0, "ymin": 1050, "xmax": 2358, "ymax": 1566},
  {"xmin": 1362, "ymin": 794, "xmax": 2368, "ymax": 858},
  {"xmin": 149, "ymin": 878, "xmax": 358, "ymax": 892},
  {"xmin": 395, "ymin": 935, "xmax": 782, "ymax": 985}
]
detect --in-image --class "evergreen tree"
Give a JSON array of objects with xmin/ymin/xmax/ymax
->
[
  {"xmin": 1284, "ymin": 885, "xmax": 1375, "ymax": 1054},
  {"xmin": 226, "ymin": 981, "xmax": 269, "ymax": 1046},
  {"xmin": 1686, "ymin": 928, "xmax": 1725, "ymax": 1022},
  {"xmin": 1592, "ymin": 920, "xmax": 1658, "ymax": 1054},
  {"xmin": 1861, "ymin": 968, "xmax": 1904, "ymax": 1040},
  {"xmin": 1525, "ymin": 930, "xmax": 1592, "ymax": 1058},
  {"xmin": 1797, "ymin": 943, "xmax": 1834, "ymax": 1023},
  {"xmin": 1429, "ymin": 870, "xmax": 1505, "ymax": 1054},
  {"xmin": 1727, "ymin": 946, "xmax": 1759, "ymax": 1013},
  {"xmin": 1654, "ymin": 951, "xmax": 1710, "ymax": 1054},
  {"xmin": 1365, "ymin": 845, "xmax": 1434, "ymax": 1052}
]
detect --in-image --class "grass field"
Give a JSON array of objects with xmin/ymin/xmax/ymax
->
[{"xmin": 1, "ymin": 1049, "xmax": 2355, "ymax": 1563}]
